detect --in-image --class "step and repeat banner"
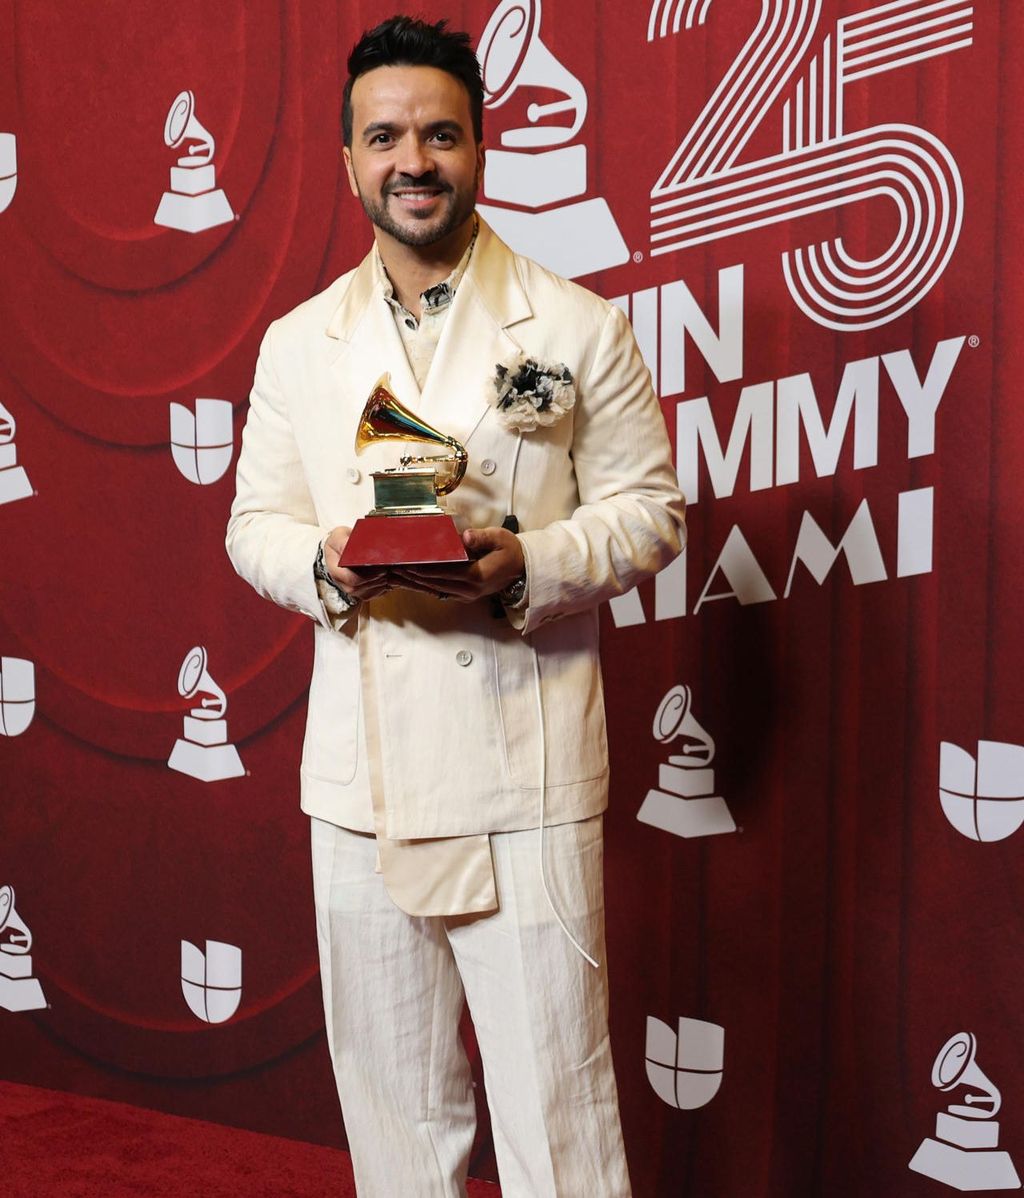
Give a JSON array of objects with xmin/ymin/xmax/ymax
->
[{"xmin": 2, "ymin": 2, "xmax": 1021, "ymax": 1194}]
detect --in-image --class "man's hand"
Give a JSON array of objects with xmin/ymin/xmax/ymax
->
[
  {"xmin": 391, "ymin": 526, "xmax": 525, "ymax": 603},
  {"xmin": 323, "ymin": 526, "xmax": 392, "ymax": 601}
]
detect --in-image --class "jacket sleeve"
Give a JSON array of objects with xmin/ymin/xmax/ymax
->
[
  {"xmin": 515, "ymin": 303, "xmax": 686, "ymax": 635},
  {"xmin": 225, "ymin": 322, "xmax": 354, "ymax": 632}
]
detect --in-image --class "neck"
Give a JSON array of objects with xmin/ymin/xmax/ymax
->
[{"xmin": 375, "ymin": 216, "xmax": 475, "ymax": 317}]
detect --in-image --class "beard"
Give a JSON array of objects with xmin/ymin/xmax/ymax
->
[{"xmin": 355, "ymin": 172, "xmax": 477, "ymax": 248}]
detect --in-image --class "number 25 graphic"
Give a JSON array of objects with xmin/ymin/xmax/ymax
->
[{"xmin": 647, "ymin": 0, "xmax": 974, "ymax": 330}]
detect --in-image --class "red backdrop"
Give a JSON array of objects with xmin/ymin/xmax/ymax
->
[{"xmin": 2, "ymin": 2, "xmax": 1022, "ymax": 1195}]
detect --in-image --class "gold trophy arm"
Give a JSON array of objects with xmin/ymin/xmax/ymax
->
[{"xmin": 399, "ymin": 445, "xmax": 468, "ymax": 495}]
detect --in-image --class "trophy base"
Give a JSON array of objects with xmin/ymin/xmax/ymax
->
[
  {"xmin": 0, "ymin": 972, "xmax": 46, "ymax": 1012},
  {"xmin": 154, "ymin": 189, "xmax": 234, "ymax": 233},
  {"xmin": 340, "ymin": 513, "xmax": 470, "ymax": 568},
  {"xmin": 168, "ymin": 739, "xmax": 245, "ymax": 782},
  {"xmin": 909, "ymin": 1138, "xmax": 1021, "ymax": 1191},
  {"xmin": 637, "ymin": 788, "xmax": 737, "ymax": 839}
]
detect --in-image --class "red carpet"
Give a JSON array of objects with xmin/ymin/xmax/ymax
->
[{"xmin": 0, "ymin": 1081, "xmax": 501, "ymax": 1197}]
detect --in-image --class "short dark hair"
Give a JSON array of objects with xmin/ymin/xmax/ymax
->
[{"xmin": 342, "ymin": 15, "xmax": 484, "ymax": 146}]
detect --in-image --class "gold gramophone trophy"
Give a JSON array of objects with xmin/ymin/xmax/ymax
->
[{"xmin": 339, "ymin": 375, "xmax": 470, "ymax": 567}]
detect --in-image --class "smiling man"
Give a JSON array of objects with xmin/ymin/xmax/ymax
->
[
  {"xmin": 345, "ymin": 65, "xmax": 482, "ymax": 248},
  {"xmin": 227, "ymin": 15, "xmax": 685, "ymax": 1198}
]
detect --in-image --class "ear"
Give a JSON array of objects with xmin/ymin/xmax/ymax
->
[
  {"xmin": 343, "ymin": 146, "xmax": 359, "ymax": 198},
  {"xmin": 475, "ymin": 142, "xmax": 486, "ymax": 190}
]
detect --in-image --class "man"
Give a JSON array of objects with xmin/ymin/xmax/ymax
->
[{"xmin": 227, "ymin": 15, "xmax": 685, "ymax": 1197}]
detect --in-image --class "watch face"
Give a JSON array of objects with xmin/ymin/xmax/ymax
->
[{"xmin": 502, "ymin": 574, "xmax": 527, "ymax": 605}]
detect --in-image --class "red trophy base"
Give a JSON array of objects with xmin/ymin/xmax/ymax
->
[{"xmin": 339, "ymin": 514, "xmax": 470, "ymax": 568}]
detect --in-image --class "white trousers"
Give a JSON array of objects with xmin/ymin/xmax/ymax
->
[{"xmin": 310, "ymin": 816, "xmax": 632, "ymax": 1198}]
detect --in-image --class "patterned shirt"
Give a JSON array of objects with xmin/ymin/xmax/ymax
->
[{"xmin": 373, "ymin": 217, "xmax": 478, "ymax": 389}]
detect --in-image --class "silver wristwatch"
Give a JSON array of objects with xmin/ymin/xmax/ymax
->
[
  {"xmin": 499, "ymin": 570, "xmax": 528, "ymax": 608},
  {"xmin": 314, "ymin": 544, "xmax": 359, "ymax": 612}
]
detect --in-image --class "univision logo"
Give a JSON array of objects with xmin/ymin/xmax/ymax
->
[
  {"xmin": 0, "ymin": 134, "xmax": 15, "ymax": 213},
  {"xmin": 180, "ymin": 939, "xmax": 241, "ymax": 1024},
  {"xmin": 0, "ymin": 657, "xmax": 35, "ymax": 737},
  {"xmin": 170, "ymin": 399, "xmax": 235, "ymax": 485},
  {"xmin": 645, "ymin": 1015, "xmax": 724, "ymax": 1110},
  {"xmin": 939, "ymin": 741, "xmax": 1024, "ymax": 843}
]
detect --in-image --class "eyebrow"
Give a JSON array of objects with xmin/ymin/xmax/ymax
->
[{"xmin": 361, "ymin": 119, "xmax": 465, "ymax": 141}]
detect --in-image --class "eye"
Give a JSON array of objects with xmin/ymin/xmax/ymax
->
[
  {"xmin": 431, "ymin": 130, "xmax": 456, "ymax": 145},
  {"xmin": 368, "ymin": 132, "xmax": 393, "ymax": 146}
]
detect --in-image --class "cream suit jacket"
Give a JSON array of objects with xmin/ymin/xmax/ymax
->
[{"xmin": 226, "ymin": 220, "xmax": 686, "ymax": 839}]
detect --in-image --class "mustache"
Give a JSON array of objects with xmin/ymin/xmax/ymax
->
[{"xmin": 384, "ymin": 175, "xmax": 452, "ymax": 195}]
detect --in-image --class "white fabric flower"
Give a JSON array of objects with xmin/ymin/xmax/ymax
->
[{"xmin": 493, "ymin": 354, "xmax": 576, "ymax": 432}]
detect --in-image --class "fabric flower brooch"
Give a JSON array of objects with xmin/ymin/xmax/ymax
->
[{"xmin": 492, "ymin": 353, "xmax": 576, "ymax": 432}]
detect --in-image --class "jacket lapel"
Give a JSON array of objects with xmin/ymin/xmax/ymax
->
[
  {"xmin": 323, "ymin": 220, "xmax": 533, "ymax": 458},
  {"xmin": 325, "ymin": 251, "xmax": 422, "ymax": 417},
  {"xmin": 417, "ymin": 221, "xmax": 532, "ymax": 449}
]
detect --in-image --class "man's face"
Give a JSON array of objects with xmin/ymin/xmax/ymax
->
[{"xmin": 344, "ymin": 65, "xmax": 484, "ymax": 251}]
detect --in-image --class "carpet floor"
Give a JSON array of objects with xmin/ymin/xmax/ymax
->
[{"xmin": 0, "ymin": 1081, "xmax": 501, "ymax": 1197}]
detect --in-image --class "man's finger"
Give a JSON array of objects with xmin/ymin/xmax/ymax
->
[
  {"xmin": 462, "ymin": 526, "xmax": 511, "ymax": 555},
  {"xmin": 395, "ymin": 564, "xmax": 476, "ymax": 585},
  {"xmin": 393, "ymin": 576, "xmax": 476, "ymax": 599},
  {"xmin": 347, "ymin": 578, "xmax": 392, "ymax": 600},
  {"xmin": 388, "ymin": 572, "xmax": 449, "ymax": 594},
  {"xmin": 336, "ymin": 566, "xmax": 388, "ymax": 589}
]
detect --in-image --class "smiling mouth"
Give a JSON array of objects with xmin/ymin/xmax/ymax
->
[
  {"xmin": 387, "ymin": 189, "xmax": 449, "ymax": 217},
  {"xmin": 390, "ymin": 189, "xmax": 445, "ymax": 200}
]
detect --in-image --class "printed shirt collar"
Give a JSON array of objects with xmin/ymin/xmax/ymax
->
[{"xmin": 374, "ymin": 216, "xmax": 479, "ymax": 319}]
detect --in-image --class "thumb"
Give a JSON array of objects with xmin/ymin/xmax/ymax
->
[{"xmin": 462, "ymin": 526, "xmax": 501, "ymax": 553}]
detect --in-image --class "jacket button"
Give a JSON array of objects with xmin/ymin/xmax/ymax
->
[
  {"xmin": 480, "ymin": 459, "xmax": 497, "ymax": 476},
  {"xmin": 346, "ymin": 467, "xmax": 361, "ymax": 484},
  {"xmin": 455, "ymin": 649, "xmax": 473, "ymax": 667}
]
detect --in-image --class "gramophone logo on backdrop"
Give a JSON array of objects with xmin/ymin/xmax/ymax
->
[
  {"xmin": 0, "ymin": 885, "xmax": 47, "ymax": 1012},
  {"xmin": 0, "ymin": 401, "xmax": 32, "ymax": 506},
  {"xmin": 646, "ymin": 1016, "xmax": 724, "ymax": 1110},
  {"xmin": 909, "ymin": 1032, "xmax": 1021, "ymax": 1191},
  {"xmin": 0, "ymin": 133, "xmax": 16, "ymax": 213},
  {"xmin": 646, "ymin": 0, "xmax": 974, "ymax": 330},
  {"xmin": 939, "ymin": 741, "xmax": 1024, "ymax": 843},
  {"xmin": 476, "ymin": 0, "xmax": 628, "ymax": 279},
  {"xmin": 0, "ymin": 657, "xmax": 35, "ymax": 737},
  {"xmin": 170, "ymin": 399, "xmax": 234, "ymax": 485},
  {"xmin": 167, "ymin": 646, "xmax": 244, "ymax": 782},
  {"xmin": 154, "ymin": 90, "xmax": 233, "ymax": 234},
  {"xmin": 181, "ymin": 939, "xmax": 241, "ymax": 1024},
  {"xmin": 637, "ymin": 685, "xmax": 736, "ymax": 838}
]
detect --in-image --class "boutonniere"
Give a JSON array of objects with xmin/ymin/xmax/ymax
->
[{"xmin": 492, "ymin": 353, "xmax": 576, "ymax": 432}]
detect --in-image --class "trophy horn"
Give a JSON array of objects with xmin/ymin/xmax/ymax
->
[{"xmin": 355, "ymin": 374, "xmax": 468, "ymax": 495}]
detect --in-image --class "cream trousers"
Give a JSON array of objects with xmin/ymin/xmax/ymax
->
[{"xmin": 310, "ymin": 815, "xmax": 632, "ymax": 1198}]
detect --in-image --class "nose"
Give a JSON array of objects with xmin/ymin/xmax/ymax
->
[{"xmin": 395, "ymin": 135, "xmax": 434, "ymax": 179}]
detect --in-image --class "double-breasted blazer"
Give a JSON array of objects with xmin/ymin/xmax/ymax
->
[{"xmin": 226, "ymin": 220, "xmax": 686, "ymax": 839}]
